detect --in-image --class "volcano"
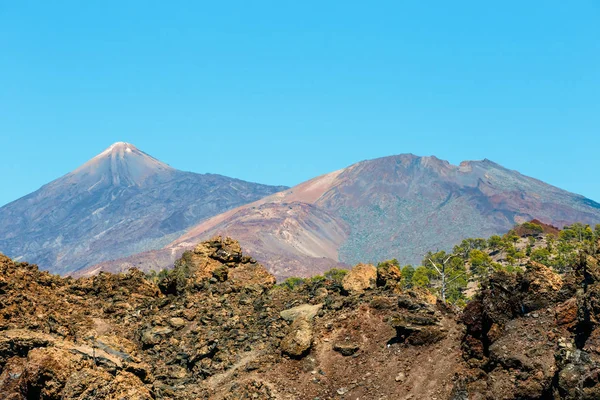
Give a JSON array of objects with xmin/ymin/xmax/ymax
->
[{"xmin": 0, "ymin": 142, "xmax": 286, "ymax": 274}]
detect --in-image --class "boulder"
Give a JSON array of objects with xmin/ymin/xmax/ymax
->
[
  {"xmin": 63, "ymin": 369, "xmax": 153, "ymax": 400},
  {"xmin": 194, "ymin": 236, "xmax": 243, "ymax": 263},
  {"xmin": 390, "ymin": 313, "xmax": 446, "ymax": 346},
  {"xmin": 280, "ymin": 317, "xmax": 313, "ymax": 357},
  {"xmin": 556, "ymin": 298, "xmax": 578, "ymax": 329},
  {"xmin": 159, "ymin": 237, "xmax": 259, "ymax": 294},
  {"xmin": 342, "ymin": 263, "xmax": 377, "ymax": 293},
  {"xmin": 279, "ymin": 303, "xmax": 323, "ymax": 322},
  {"xmin": 11, "ymin": 347, "xmax": 76, "ymax": 399},
  {"xmin": 0, "ymin": 330, "xmax": 57, "ymax": 365},
  {"xmin": 376, "ymin": 263, "xmax": 402, "ymax": 288},
  {"xmin": 521, "ymin": 261, "xmax": 563, "ymax": 312}
]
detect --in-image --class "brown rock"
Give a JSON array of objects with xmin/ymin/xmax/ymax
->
[
  {"xmin": 390, "ymin": 312, "xmax": 446, "ymax": 346},
  {"xmin": 522, "ymin": 261, "xmax": 563, "ymax": 311},
  {"xmin": 19, "ymin": 347, "xmax": 76, "ymax": 398},
  {"xmin": 342, "ymin": 263, "xmax": 377, "ymax": 293},
  {"xmin": 63, "ymin": 369, "xmax": 152, "ymax": 400},
  {"xmin": 228, "ymin": 263, "xmax": 276, "ymax": 291},
  {"xmin": 279, "ymin": 303, "xmax": 323, "ymax": 322},
  {"xmin": 195, "ymin": 236, "xmax": 243, "ymax": 263},
  {"xmin": 281, "ymin": 317, "xmax": 313, "ymax": 357},
  {"xmin": 141, "ymin": 326, "xmax": 173, "ymax": 346},
  {"xmin": 556, "ymin": 298, "xmax": 578, "ymax": 328},
  {"xmin": 376, "ymin": 263, "xmax": 402, "ymax": 288},
  {"xmin": 525, "ymin": 261, "xmax": 562, "ymax": 291},
  {"xmin": 168, "ymin": 317, "xmax": 186, "ymax": 329},
  {"xmin": 333, "ymin": 343, "xmax": 360, "ymax": 356}
]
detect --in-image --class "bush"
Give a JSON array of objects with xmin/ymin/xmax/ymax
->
[
  {"xmin": 280, "ymin": 277, "xmax": 306, "ymax": 290},
  {"xmin": 324, "ymin": 268, "xmax": 348, "ymax": 283},
  {"xmin": 145, "ymin": 268, "xmax": 169, "ymax": 284},
  {"xmin": 308, "ymin": 275, "xmax": 326, "ymax": 285},
  {"xmin": 522, "ymin": 222, "xmax": 543, "ymax": 234},
  {"xmin": 531, "ymin": 248, "xmax": 551, "ymax": 265}
]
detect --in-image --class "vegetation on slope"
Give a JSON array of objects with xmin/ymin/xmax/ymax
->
[{"xmin": 275, "ymin": 221, "xmax": 600, "ymax": 307}]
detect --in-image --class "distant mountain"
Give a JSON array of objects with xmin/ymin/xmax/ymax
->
[
  {"xmin": 0, "ymin": 142, "xmax": 287, "ymax": 274},
  {"xmin": 84, "ymin": 154, "xmax": 600, "ymax": 281}
]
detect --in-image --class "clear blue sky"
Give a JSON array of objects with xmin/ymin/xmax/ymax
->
[{"xmin": 1, "ymin": 1, "xmax": 598, "ymax": 206}]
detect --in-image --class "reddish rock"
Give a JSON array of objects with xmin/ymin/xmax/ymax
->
[{"xmin": 556, "ymin": 298, "xmax": 578, "ymax": 328}]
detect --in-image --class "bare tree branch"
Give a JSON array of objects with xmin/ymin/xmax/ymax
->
[
  {"xmin": 447, "ymin": 273, "xmax": 466, "ymax": 285},
  {"xmin": 428, "ymin": 258, "xmax": 443, "ymax": 276}
]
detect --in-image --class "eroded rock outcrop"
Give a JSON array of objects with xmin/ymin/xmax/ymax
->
[
  {"xmin": 456, "ymin": 254, "xmax": 600, "ymax": 399},
  {"xmin": 0, "ymin": 240, "xmax": 465, "ymax": 399},
  {"xmin": 5, "ymin": 238, "xmax": 600, "ymax": 399}
]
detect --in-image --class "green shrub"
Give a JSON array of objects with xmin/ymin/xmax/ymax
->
[
  {"xmin": 280, "ymin": 277, "xmax": 306, "ymax": 290},
  {"xmin": 531, "ymin": 248, "xmax": 551, "ymax": 265},
  {"xmin": 400, "ymin": 265, "xmax": 415, "ymax": 288},
  {"xmin": 522, "ymin": 222, "xmax": 543, "ymax": 234},
  {"xmin": 324, "ymin": 268, "xmax": 348, "ymax": 283},
  {"xmin": 469, "ymin": 249, "xmax": 493, "ymax": 276}
]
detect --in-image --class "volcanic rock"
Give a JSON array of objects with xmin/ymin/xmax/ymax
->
[
  {"xmin": 342, "ymin": 263, "xmax": 377, "ymax": 293},
  {"xmin": 5, "ymin": 238, "xmax": 600, "ymax": 399},
  {"xmin": 333, "ymin": 343, "xmax": 360, "ymax": 356},
  {"xmin": 279, "ymin": 303, "xmax": 323, "ymax": 322},
  {"xmin": 280, "ymin": 317, "xmax": 313, "ymax": 357},
  {"xmin": 376, "ymin": 262, "xmax": 402, "ymax": 289}
]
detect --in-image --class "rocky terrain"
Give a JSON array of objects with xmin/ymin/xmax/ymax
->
[
  {"xmin": 3, "ymin": 235, "xmax": 600, "ymax": 399},
  {"xmin": 87, "ymin": 154, "xmax": 600, "ymax": 280},
  {"xmin": 0, "ymin": 142, "xmax": 286, "ymax": 275}
]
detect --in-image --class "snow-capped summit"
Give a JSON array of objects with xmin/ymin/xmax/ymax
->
[
  {"xmin": 71, "ymin": 142, "xmax": 174, "ymax": 188},
  {"xmin": 98, "ymin": 141, "xmax": 136, "ymax": 155}
]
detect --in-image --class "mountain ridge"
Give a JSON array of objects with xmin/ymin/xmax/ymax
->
[{"xmin": 82, "ymin": 153, "xmax": 600, "ymax": 280}]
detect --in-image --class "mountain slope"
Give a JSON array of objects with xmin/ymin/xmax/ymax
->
[
  {"xmin": 84, "ymin": 154, "xmax": 600, "ymax": 280},
  {"xmin": 0, "ymin": 142, "xmax": 286, "ymax": 274}
]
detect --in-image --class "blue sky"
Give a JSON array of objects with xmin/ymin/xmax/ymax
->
[{"xmin": 0, "ymin": 1, "xmax": 598, "ymax": 206}]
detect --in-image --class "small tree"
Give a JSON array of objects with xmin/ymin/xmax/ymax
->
[
  {"xmin": 377, "ymin": 258, "xmax": 400, "ymax": 268},
  {"xmin": 487, "ymin": 235, "xmax": 504, "ymax": 253},
  {"xmin": 546, "ymin": 234, "xmax": 556, "ymax": 252},
  {"xmin": 423, "ymin": 251, "xmax": 466, "ymax": 303},
  {"xmin": 469, "ymin": 249, "xmax": 493, "ymax": 277},
  {"xmin": 453, "ymin": 238, "xmax": 487, "ymax": 260},
  {"xmin": 400, "ymin": 265, "xmax": 415, "ymax": 289},
  {"xmin": 521, "ymin": 222, "xmax": 543, "ymax": 235},
  {"xmin": 531, "ymin": 248, "xmax": 551, "ymax": 265},
  {"xmin": 412, "ymin": 266, "xmax": 430, "ymax": 288},
  {"xmin": 515, "ymin": 251, "xmax": 526, "ymax": 265}
]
